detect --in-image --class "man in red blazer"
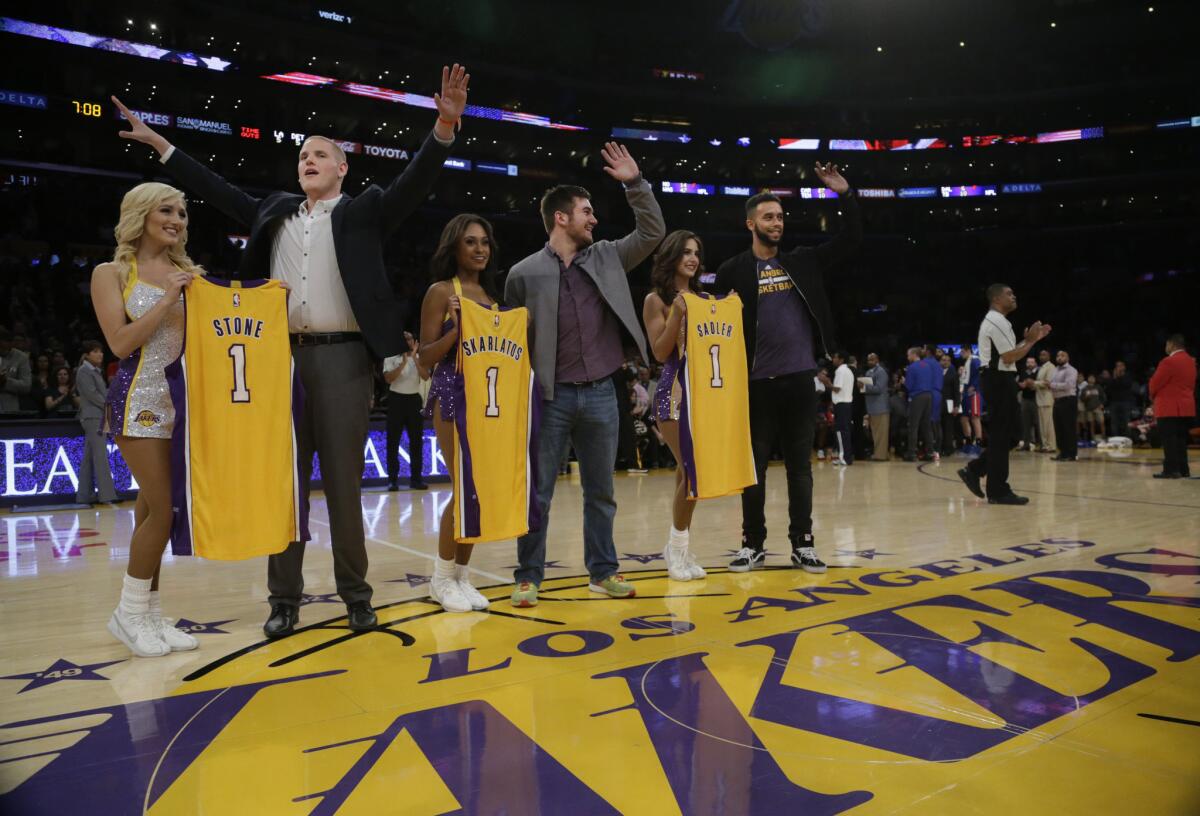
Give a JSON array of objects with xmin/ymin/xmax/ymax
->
[{"xmin": 1149, "ymin": 333, "xmax": 1196, "ymax": 479}]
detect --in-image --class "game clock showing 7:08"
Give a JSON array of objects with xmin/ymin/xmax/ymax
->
[{"xmin": 72, "ymin": 100, "xmax": 102, "ymax": 117}]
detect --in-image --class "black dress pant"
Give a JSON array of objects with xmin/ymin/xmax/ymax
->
[
  {"xmin": 1053, "ymin": 397, "xmax": 1079, "ymax": 459},
  {"xmin": 742, "ymin": 371, "xmax": 817, "ymax": 547},
  {"xmin": 269, "ymin": 340, "xmax": 372, "ymax": 607},
  {"xmin": 833, "ymin": 402, "xmax": 854, "ymax": 464},
  {"xmin": 386, "ymin": 392, "xmax": 425, "ymax": 484},
  {"xmin": 907, "ymin": 393, "xmax": 933, "ymax": 457},
  {"xmin": 1158, "ymin": 416, "xmax": 1193, "ymax": 476},
  {"xmin": 967, "ymin": 370, "xmax": 1018, "ymax": 497},
  {"xmin": 1019, "ymin": 398, "xmax": 1041, "ymax": 448}
]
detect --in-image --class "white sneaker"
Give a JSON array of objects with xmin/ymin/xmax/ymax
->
[
  {"xmin": 817, "ymin": 449, "xmax": 826, "ymax": 460},
  {"xmin": 108, "ymin": 607, "xmax": 170, "ymax": 657},
  {"xmin": 155, "ymin": 617, "xmax": 199, "ymax": 651},
  {"xmin": 430, "ymin": 574, "xmax": 472, "ymax": 613},
  {"xmin": 832, "ymin": 457, "xmax": 848, "ymax": 466},
  {"xmin": 683, "ymin": 549, "xmax": 706, "ymax": 580},
  {"xmin": 455, "ymin": 571, "xmax": 490, "ymax": 611},
  {"xmin": 666, "ymin": 543, "xmax": 694, "ymax": 581}
]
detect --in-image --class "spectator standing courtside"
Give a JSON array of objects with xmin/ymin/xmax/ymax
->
[
  {"xmin": 383, "ymin": 331, "xmax": 430, "ymax": 491},
  {"xmin": 1149, "ymin": 334, "xmax": 1196, "ymax": 479},
  {"xmin": 1051, "ymin": 350, "xmax": 1079, "ymax": 462},
  {"xmin": 862, "ymin": 352, "xmax": 890, "ymax": 460},
  {"xmin": 904, "ymin": 347, "xmax": 933, "ymax": 462},
  {"xmin": 1035, "ymin": 348, "xmax": 1057, "ymax": 452},
  {"xmin": 75, "ymin": 340, "xmax": 118, "ymax": 505},
  {"xmin": 1016, "ymin": 356, "xmax": 1041, "ymax": 450},
  {"xmin": 1107, "ymin": 360, "xmax": 1135, "ymax": 438}
]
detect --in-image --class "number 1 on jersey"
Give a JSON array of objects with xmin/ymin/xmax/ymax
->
[
  {"xmin": 485, "ymin": 366, "xmax": 500, "ymax": 417},
  {"xmin": 709, "ymin": 344, "xmax": 724, "ymax": 388},
  {"xmin": 228, "ymin": 343, "xmax": 251, "ymax": 403}
]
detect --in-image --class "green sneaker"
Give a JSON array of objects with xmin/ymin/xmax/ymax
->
[
  {"xmin": 510, "ymin": 581, "xmax": 538, "ymax": 608},
  {"xmin": 588, "ymin": 574, "xmax": 636, "ymax": 599}
]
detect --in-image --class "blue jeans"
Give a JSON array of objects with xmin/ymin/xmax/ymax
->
[{"xmin": 515, "ymin": 379, "xmax": 620, "ymax": 586}]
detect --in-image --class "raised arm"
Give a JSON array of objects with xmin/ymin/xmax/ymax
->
[
  {"xmin": 602, "ymin": 143, "xmax": 666, "ymax": 271},
  {"xmin": 112, "ymin": 96, "xmax": 261, "ymax": 226},
  {"xmin": 643, "ymin": 291, "xmax": 685, "ymax": 364},
  {"xmin": 379, "ymin": 65, "xmax": 468, "ymax": 235},
  {"xmin": 808, "ymin": 162, "xmax": 862, "ymax": 267}
]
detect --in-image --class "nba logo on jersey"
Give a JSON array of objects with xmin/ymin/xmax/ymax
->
[{"xmin": 165, "ymin": 276, "xmax": 306, "ymax": 560}]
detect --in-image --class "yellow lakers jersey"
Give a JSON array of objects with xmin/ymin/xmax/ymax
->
[
  {"xmin": 678, "ymin": 291, "xmax": 756, "ymax": 500},
  {"xmin": 166, "ymin": 276, "xmax": 303, "ymax": 559},
  {"xmin": 451, "ymin": 278, "xmax": 538, "ymax": 544}
]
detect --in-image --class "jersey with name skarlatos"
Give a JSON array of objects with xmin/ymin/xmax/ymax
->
[
  {"xmin": 451, "ymin": 278, "xmax": 540, "ymax": 544},
  {"xmin": 166, "ymin": 276, "xmax": 305, "ymax": 560},
  {"xmin": 678, "ymin": 291, "xmax": 756, "ymax": 500}
]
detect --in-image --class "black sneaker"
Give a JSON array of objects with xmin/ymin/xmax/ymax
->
[
  {"xmin": 957, "ymin": 468, "xmax": 985, "ymax": 499},
  {"xmin": 790, "ymin": 535, "xmax": 827, "ymax": 574},
  {"xmin": 988, "ymin": 493, "xmax": 1030, "ymax": 505},
  {"xmin": 728, "ymin": 546, "xmax": 766, "ymax": 572}
]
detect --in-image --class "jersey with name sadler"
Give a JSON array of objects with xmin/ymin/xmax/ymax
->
[
  {"xmin": 166, "ymin": 275, "xmax": 306, "ymax": 560},
  {"xmin": 678, "ymin": 291, "xmax": 756, "ymax": 500},
  {"xmin": 451, "ymin": 278, "xmax": 540, "ymax": 544}
]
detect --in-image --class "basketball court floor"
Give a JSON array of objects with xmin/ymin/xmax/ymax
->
[{"xmin": 1, "ymin": 451, "xmax": 1198, "ymax": 814}]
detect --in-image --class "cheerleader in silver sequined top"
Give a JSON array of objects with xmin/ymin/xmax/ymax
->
[
  {"xmin": 91, "ymin": 179, "xmax": 205, "ymax": 659},
  {"xmin": 105, "ymin": 257, "xmax": 185, "ymax": 438}
]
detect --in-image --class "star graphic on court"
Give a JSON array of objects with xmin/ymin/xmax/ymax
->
[
  {"xmin": 300, "ymin": 593, "xmax": 342, "ymax": 605},
  {"xmin": 621, "ymin": 552, "xmax": 664, "ymax": 564},
  {"xmin": 503, "ymin": 560, "xmax": 566, "ymax": 570},
  {"xmin": 835, "ymin": 549, "xmax": 893, "ymax": 560},
  {"xmin": 173, "ymin": 618, "xmax": 235, "ymax": 635},
  {"xmin": 386, "ymin": 573, "xmax": 431, "ymax": 587},
  {"xmin": 1, "ymin": 657, "xmax": 125, "ymax": 693}
]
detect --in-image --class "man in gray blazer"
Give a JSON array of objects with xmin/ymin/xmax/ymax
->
[
  {"xmin": 75, "ymin": 341, "xmax": 118, "ymax": 504},
  {"xmin": 504, "ymin": 142, "xmax": 665, "ymax": 608},
  {"xmin": 862, "ymin": 353, "xmax": 890, "ymax": 460}
]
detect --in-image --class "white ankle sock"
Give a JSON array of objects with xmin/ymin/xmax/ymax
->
[
  {"xmin": 668, "ymin": 527, "xmax": 689, "ymax": 546},
  {"xmin": 454, "ymin": 563, "xmax": 472, "ymax": 583},
  {"xmin": 119, "ymin": 574, "xmax": 152, "ymax": 616},
  {"xmin": 148, "ymin": 590, "xmax": 163, "ymax": 620},
  {"xmin": 434, "ymin": 556, "xmax": 457, "ymax": 580}
]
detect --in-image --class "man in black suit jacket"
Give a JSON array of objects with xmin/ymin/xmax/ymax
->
[
  {"xmin": 112, "ymin": 65, "xmax": 471, "ymax": 637},
  {"xmin": 715, "ymin": 163, "xmax": 861, "ymax": 576}
]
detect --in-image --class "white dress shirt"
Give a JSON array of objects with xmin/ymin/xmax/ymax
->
[
  {"xmin": 383, "ymin": 353, "xmax": 422, "ymax": 395},
  {"xmin": 978, "ymin": 309, "xmax": 1017, "ymax": 372},
  {"xmin": 831, "ymin": 363, "xmax": 855, "ymax": 404},
  {"xmin": 271, "ymin": 196, "xmax": 358, "ymax": 333}
]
